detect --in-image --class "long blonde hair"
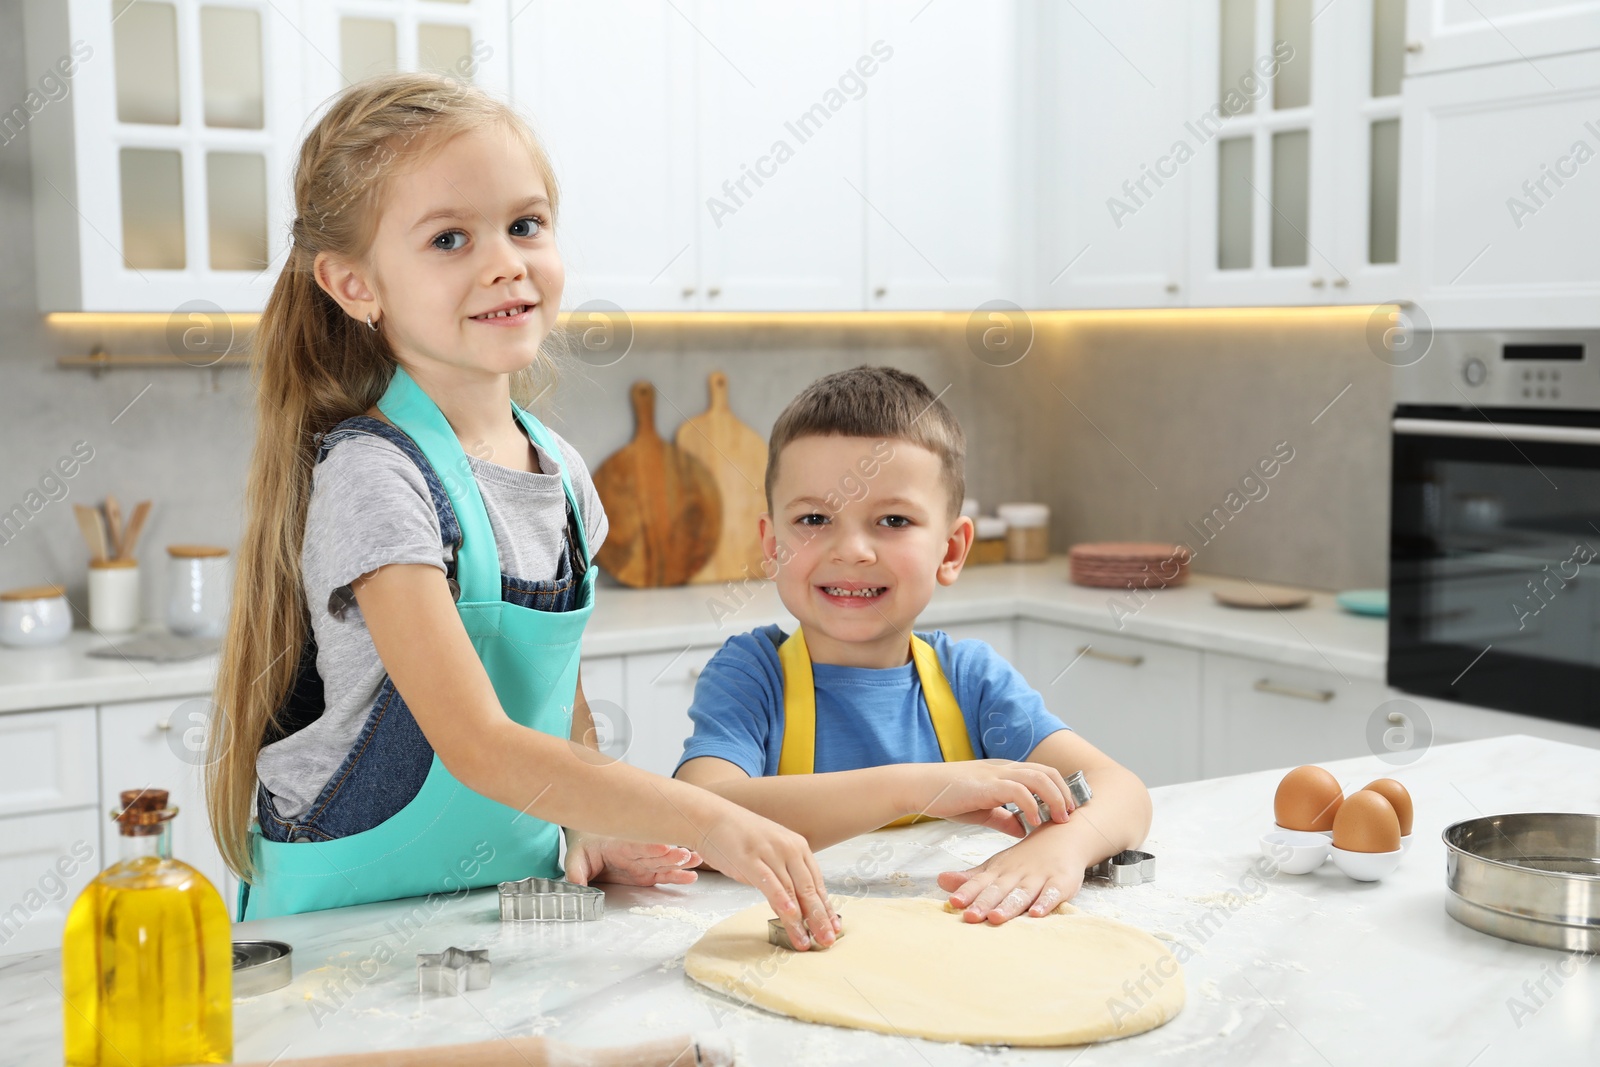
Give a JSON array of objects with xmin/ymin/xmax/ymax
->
[{"xmin": 209, "ymin": 71, "xmax": 562, "ymax": 881}]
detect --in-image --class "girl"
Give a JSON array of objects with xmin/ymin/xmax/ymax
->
[{"xmin": 207, "ymin": 71, "xmax": 839, "ymax": 950}]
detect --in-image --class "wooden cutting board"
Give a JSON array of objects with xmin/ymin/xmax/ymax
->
[
  {"xmin": 676, "ymin": 371, "xmax": 769, "ymax": 585},
  {"xmin": 593, "ymin": 380, "xmax": 723, "ymax": 588}
]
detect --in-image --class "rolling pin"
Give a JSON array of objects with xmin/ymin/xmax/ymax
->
[{"xmin": 226, "ymin": 1033, "xmax": 733, "ymax": 1066}]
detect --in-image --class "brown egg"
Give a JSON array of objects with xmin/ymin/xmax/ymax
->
[
  {"xmin": 1274, "ymin": 765, "xmax": 1344, "ymax": 832},
  {"xmin": 1332, "ymin": 790, "xmax": 1402, "ymax": 853},
  {"xmin": 1363, "ymin": 779, "xmax": 1413, "ymax": 836}
]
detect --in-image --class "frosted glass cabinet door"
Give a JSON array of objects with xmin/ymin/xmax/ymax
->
[
  {"xmin": 25, "ymin": 0, "xmax": 303, "ymax": 311},
  {"xmin": 1404, "ymin": 0, "xmax": 1600, "ymax": 77}
]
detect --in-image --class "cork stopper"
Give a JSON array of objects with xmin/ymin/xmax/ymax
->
[{"xmin": 113, "ymin": 788, "xmax": 178, "ymax": 836}]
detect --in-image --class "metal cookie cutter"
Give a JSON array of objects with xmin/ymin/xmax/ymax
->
[
  {"xmin": 768, "ymin": 918, "xmax": 846, "ymax": 952},
  {"xmin": 1005, "ymin": 770, "xmax": 1095, "ymax": 835},
  {"xmin": 497, "ymin": 876, "xmax": 604, "ymax": 922},
  {"xmin": 1087, "ymin": 849, "xmax": 1157, "ymax": 886},
  {"xmin": 416, "ymin": 947, "xmax": 490, "ymax": 995}
]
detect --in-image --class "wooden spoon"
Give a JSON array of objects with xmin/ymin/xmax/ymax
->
[
  {"xmin": 120, "ymin": 501, "xmax": 151, "ymax": 562},
  {"xmin": 104, "ymin": 495, "xmax": 123, "ymax": 559},
  {"xmin": 73, "ymin": 504, "xmax": 108, "ymax": 563}
]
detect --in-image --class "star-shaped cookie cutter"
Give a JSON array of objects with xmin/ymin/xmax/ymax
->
[
  {"xmin": 497, "ymin": 875, "xmax": 605, "ymax": 922},
  {"xmin": 416, "ymin": 947, "xmax": 490, "ymax": 995}
]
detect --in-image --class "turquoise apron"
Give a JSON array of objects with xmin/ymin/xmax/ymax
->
[{"xmin": 239, "ymin": 366, "xmax": 593, "ymax": 920}]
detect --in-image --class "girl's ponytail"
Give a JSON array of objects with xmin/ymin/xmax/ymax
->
[{"xmin": 208, "ymin": 71, "xmax": 561, "ymax": 881}]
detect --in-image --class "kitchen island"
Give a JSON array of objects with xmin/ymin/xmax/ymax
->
[{"xmin": 5, "ymin": 736, "xmax": 1596, "ymax": 1064}]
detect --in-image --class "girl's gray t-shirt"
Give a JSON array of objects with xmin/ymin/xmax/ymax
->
[{"xmin": 256, "ymin": 424, "xmax": 608, "ymax": 821}]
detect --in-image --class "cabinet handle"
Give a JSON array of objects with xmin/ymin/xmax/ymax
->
[
  {"xmin": 681, "ymin": 287, "xmax": 696, "ymax": 298},
  {"xmin": 706, "ymin": 287, "xmax": 722, "ymax": 298},
  {"xmin": 1405, "ymin": 40, "xmax": 1422, "ymax": 53},
  {"xmin": 688, "ymin": 665, "xmax": 703, "ymax": 680},
  {"xmin": 156, "ymin": 716, "xmax": 172, "ymax": 731},
  {"xmin": 1164, "ymin": 282, "xmax": 1179, "ymax": 294},
  {"xmin": 1077, "ymin": 645, "xmax": 1144, "ymax": 667},
  {"xmin": 1332, "ymin": 277, "xmax": 1348, "ymax": 288},
  {"xmin": 874, "ymin": 286, "xmax": 887, "ymax": 298},
  {"xmin": 1310, "ymin": 277, "xmax": 1326, "ymax": 288},
  {"xmin": 1253, "ymin": 678, "xmax": 1335, "ymax": 702}
]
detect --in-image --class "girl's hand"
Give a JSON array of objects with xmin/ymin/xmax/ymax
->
[
  {"xmin": 935, "ymin": 824, "xmax": 1089, "ymax": 924},
  {"xmin": 691, "ymin": 804, "xmax": 840, "ymax": 952},
  {"xmin": 910, "ymin": 759, "xmax": 1075, "ymax": 829},
  {"xmin": 563, "ymin": 830, "xmax": 700, "ymax": 887}
]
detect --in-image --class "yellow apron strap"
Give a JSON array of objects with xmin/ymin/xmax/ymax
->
[
  {"xmin": 778, "ymin": 627, "xmax": 975, "ymax": 827},
  {"xmin": 777, "ymin": 628, "xmax": 817, "ymax": 776}
]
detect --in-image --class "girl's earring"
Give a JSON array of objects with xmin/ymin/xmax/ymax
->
[{"xmin": 366, "ymin": 312, "xmax": 379, "ymax": 332}]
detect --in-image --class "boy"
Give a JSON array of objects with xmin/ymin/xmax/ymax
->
[{"xmin": 675, "ymin": 366, "xmax": 1152, "ymax": 929}]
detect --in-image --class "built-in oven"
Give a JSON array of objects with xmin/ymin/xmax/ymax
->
[{"xmin": 1389, "ymin": 330, "xmax": 1600, "ymax": 728}]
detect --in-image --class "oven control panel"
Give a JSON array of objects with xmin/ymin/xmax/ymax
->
[{"xmin": 1394, "ymin": 329, "xmax": 1600, "ymax": 410}]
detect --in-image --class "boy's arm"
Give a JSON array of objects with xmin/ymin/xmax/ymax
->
[
  {"xmin": 937, "ymin": 728, "xmax": 1153, "ymax": 924},
  {"xmin": 676, "ymin": 755, "xmax": 1069, "ymax": 852}
]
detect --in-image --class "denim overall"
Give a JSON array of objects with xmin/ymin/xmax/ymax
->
[{"xmin": 239, "ymin": 366, "xmax": 594, "ymax": 920}]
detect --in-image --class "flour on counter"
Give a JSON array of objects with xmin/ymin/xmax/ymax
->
[{"xmin": 629, "ymin": 904, "xmax": 718, "ymax": 932}]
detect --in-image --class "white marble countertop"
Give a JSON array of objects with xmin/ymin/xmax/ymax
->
[
  {"xmin": 5, "ymin": 736, "xmax": 1593, "ymax": 1064},
  {"xmin": 0, "ymin": 558, "xmax": 1384, "ymax": 713}
]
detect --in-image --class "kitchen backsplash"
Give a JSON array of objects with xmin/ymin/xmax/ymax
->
[{"xmin": 0, "ymin": 27, "xmax": 1391, "ymax": 618}]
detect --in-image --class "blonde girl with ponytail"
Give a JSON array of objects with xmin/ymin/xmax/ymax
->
[{"xmin": 208, "ymin": 71, "xmax": 838, "ymax": 950}]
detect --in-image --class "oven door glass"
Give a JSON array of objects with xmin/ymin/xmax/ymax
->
[{"xmin": 1390, "ymin": 412, "xmax": 1600, "ymax": 726}]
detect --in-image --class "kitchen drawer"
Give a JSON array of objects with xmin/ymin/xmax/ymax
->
[
  {"xmin": 1201, "ymin": 653, "xmax": 1393, "ymax": 778},
  {"xmin": 622, "ymin": 645, "xmax": 723, "ymax": 777},
  {"xmin": 1016, "ymin": 621, "xmax": 1202, "ymax": 786},
  {"xmin": 0, "ymin": 707, "xmax": 98, "ymax": 817},
  {"xmin": 0, "ymin": 806, "xmax": 102, "ymax": 957}
]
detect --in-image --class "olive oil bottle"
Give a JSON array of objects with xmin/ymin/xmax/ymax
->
[{"xmin": 63, "ymin": 789, "xmax": 232, "ymax": 1066}]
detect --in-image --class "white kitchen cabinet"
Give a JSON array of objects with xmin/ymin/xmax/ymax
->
[
  {"xmin": 1187, "ymin": 0, "xmax": 1343, "ymax": 306},
  {"xmin": 578, "ymin": 653, "xmax": 629, "ymax": 760},
  {"xmin": 622, "ymin": 644, "xmax": 723, "ymax": 776},
  {"xmin": 1404, "ymin": 0, "xmax": 1600, "ymax": 77},
  {"xmin": 862, "ymin": 1, "xmax": 1022, "ymax": 309},
  {"xmin": 97, "ymin": 698, "xmax": 234, "ymax": 909},
  {"xmin": 1015, "ymin": 620, "xmax": 1202, "ymax": 786},
  {"xmin": 508, "ymin": 1, "xmax": 697, "ymax": 312},
  {"xmin": 0, "ymin": 808, "xmax": 103, "ymax": 957},
  {"xmin": 24, "ymin": 0, "xmax": 304, "ymax": 312},
  {"xmin": 694, "ymin": 1, "xmax": 867, "ymax": 309},
  {"xmin": 1400, "ymin": 50, "xmax": 1600, "ymax": 329},
  {"xmin": 1200, "ymin": 651, "xmax": 1393, "ymax": 777},
  {"xmin": 0, "ymin": 707, "xmax": 98, "ymax": 818},
  {"xmin": 299, "ymin": 0, "xmax": 510, "ymax": 112},
  {"xmin": 1033, "ymin": 0, "xmax": 1192, "ymax": 309}
]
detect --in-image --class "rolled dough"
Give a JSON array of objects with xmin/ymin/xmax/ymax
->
[{"xmin": 684, "ymin": 896, "xmax": 1184, "ymax": 1046}]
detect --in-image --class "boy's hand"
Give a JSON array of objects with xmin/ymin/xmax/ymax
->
[
  {"xmin": 563, "ymin": 830, "xmax": 701, "ymax": 887},
  {"xmin": 936, "ymin": 823, "xmax": 1090, "ymax": 924},
  {"xmin": 909, "ymin": 759, "xmax": 1076, "ymax": 828}
]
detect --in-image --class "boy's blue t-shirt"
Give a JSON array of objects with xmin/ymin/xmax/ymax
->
[{"xmin": 675, "ymin": 624, "xmax": 1070, "ymax": 777}]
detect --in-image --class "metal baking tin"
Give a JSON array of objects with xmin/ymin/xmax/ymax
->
[
  {"xmin": 767, "ymin": 918, "xmax": 846, "ymax": 952},
  {"xmin": 497, "ymin": 876, "xmax": 605, "ymax": 922},
  {"xmin": 1443, "ymin": 813, "xmax": 1600, "ymax": 951},
  {"xmin": 416, "ymin": 947, "xmax": 491, "ymax": 995},
  {"xmin": 1087, "ymin": 849, "xmax": 1157, "ymax": 886},
  {"xmin": 232, "ymin": 940, "xmax": 292, "ymax": 998}
]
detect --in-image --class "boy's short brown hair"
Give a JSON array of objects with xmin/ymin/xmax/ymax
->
[{"xmin": 765, "ymin": 365, "xmax": 966, "ymax": 519}]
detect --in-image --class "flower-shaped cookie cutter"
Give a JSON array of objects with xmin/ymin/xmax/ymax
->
[
  {"xmin": 416, "ymin": 947, "xmax": 490, "ymax": 995},
  {"xmin": 497, "ymin": 876, "xmax": 605, "ymax": 922},
  {"xmin": 1086, "ymin": 849, "xmax": 1157, "ymax": 886}
]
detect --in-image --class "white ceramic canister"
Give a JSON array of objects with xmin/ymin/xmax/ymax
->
[
  {"xmin": 88, "ymin": 559, "xmax": 141, "ymax": 633},
  {"xmin": 0, "ymin": 584, "xmax": 73, "ymax": 647},
  {"xmin": 996, "ymin": 503, "xmax": 1050, "ymax": 562},
  {"xmin": 166, "ymin": 544, "xmax": 230, "ymax": 638}
]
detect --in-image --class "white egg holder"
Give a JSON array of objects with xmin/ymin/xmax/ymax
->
[{"xmin": 1260, "ymin": 827, "xmax": 1412, "ymax": 882}]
